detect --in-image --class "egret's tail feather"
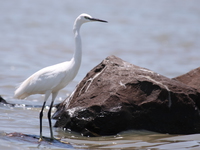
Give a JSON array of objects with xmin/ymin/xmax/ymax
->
[
  {"xmin": 14, "ymin": 87, "xmax": 29, "ymax": 99},
  {"xmin": 14, "ymin": 93, "xmax": 28, "ymax": 99}
]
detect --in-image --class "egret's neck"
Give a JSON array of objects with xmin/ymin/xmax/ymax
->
[{"xmin": 72, "ymin": 22, "xmax": 82, "ymax": 70}]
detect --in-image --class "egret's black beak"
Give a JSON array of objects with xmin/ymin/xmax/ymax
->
[{"xmin": 90, "ymin": 18, "xmax": 108, "ymax": 23}]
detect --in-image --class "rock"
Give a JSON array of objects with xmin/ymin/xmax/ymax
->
[
  {"xmin": 0, "ymin": 96, "xmax": 12, "ymax": 106},
  {"xmin": 53, "ymin": 55, "xmax": 200, "ymax": 136},
  {"xmin": 0, "ymin": 96, "xmax": 16, "ymax": 107},
  {"xmin": 173, "ymin": 67, "xmax": 200, "ymax": 92}
]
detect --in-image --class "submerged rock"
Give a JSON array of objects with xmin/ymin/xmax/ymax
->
[
  {"xmin": 1, "ymin": 132, "xmax": 73, "ymax": 148},
  {"xmin": 53, "ymin": 55, "xmax": 200, "ymax": 136}
]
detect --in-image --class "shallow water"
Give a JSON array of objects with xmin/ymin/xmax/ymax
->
[{"xmin": 1, "ymin": 0, "xmax": 200, "ymax": 149}]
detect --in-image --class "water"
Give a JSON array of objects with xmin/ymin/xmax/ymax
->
[{"xmin": 1, "ymin": 0, "xmax": 200, "ymax": 149}]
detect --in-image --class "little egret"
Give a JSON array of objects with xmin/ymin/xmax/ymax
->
[{"xmin": 14, "ymin": 13, "xmax": 107, "ymax": 141}]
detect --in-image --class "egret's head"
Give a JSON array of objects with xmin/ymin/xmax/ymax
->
[
  {"xmin": 73, "ymin": 13, "xmax": 107, "ymax": 33},
  {"xmin": 77, "ymin": 13, "xmax": 108, "ymax": 24}
]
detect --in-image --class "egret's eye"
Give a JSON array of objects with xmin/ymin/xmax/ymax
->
[{"xmin": 84, "ymin": 16, "xmax": 90, "ymax": 20}]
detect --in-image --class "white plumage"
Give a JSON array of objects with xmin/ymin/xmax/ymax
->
[
  {"xmin": 15, "ymin": 61, "xmax": 75, "ymax": 98},
  {"xmin": 14, "ymin": 13, "xmax": 107, "ymax": 141}
]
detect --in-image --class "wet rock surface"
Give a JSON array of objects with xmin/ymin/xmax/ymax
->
[{"xmin": 53, "ymin": 55, "xmax": 200, "ymax": 136}]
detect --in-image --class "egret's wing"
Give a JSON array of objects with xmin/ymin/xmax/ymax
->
[{"xmin": 14, "ymin": 62, "xmax": 70, "ymax": 99}]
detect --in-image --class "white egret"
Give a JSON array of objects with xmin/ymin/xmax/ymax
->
[{"xmin": 14, "ymin": 13, "xmax": 107, "ymax": 141}]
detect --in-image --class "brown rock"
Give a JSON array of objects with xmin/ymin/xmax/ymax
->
[
  {"xmin": 53, "ymin": 55, "xmax": 200, "ymax": 136},
  {"xmin": 173, "ymin": 67, "xmax": 200, "ymax": 92}
]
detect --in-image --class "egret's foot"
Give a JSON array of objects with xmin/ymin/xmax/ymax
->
[
  {"xmin": 54, "ymin": 137, "xmax": 61, "ymax": 141},
  {"xmin": 38, "ymin": 137, "xmax": 43, "ymax": 142},
  {"xmin": 60, "ymin": 140, "xmax": 70, "ymax": 144},
  {"xmin": 50, "ymin": 137, "xmax": 69, "ymax": 144},
  {"xmin": 49, "ymin": 137, "xmax": 61, "ymax": 142}
]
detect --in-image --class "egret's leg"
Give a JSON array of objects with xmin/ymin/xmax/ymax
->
[
  {"xmin": 39, "ymin": 90, "xmax": 51, "ymax": 142},
  {"xmin": 39, "ymin": 101, "xmax": 46, "ymax": 142},
  {"xmin": 48, "ymin": 92, "xmax": 58, "ymax": 140}
]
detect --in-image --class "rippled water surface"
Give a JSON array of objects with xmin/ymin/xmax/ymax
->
[{"xmin": 1, "ymin": 0, "xmax": 200, "ymax": 149}]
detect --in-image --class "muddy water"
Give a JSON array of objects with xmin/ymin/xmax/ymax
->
[{"xmin": 1, "ymin": 0, "xmax": 200, "ymax": 149}]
